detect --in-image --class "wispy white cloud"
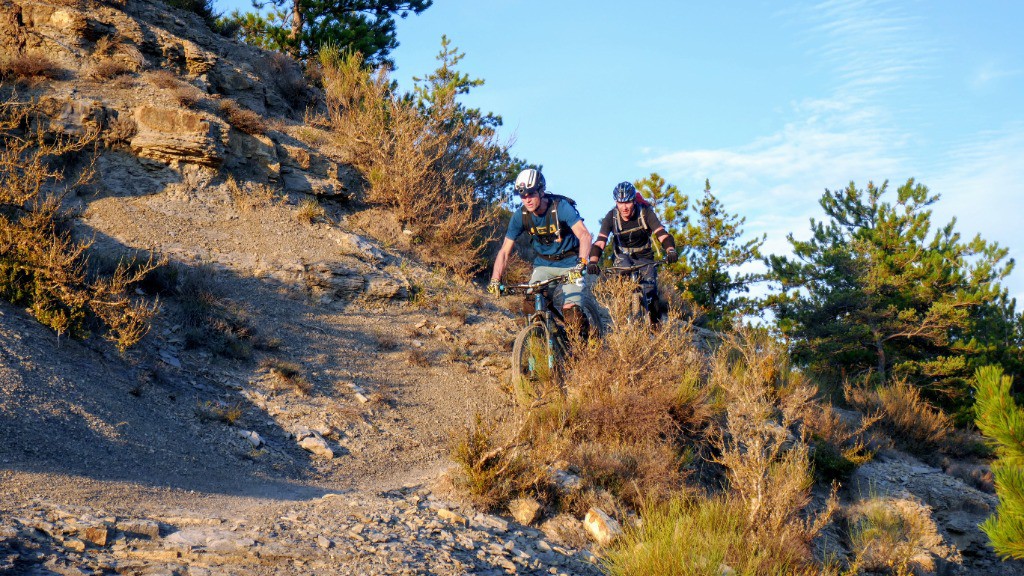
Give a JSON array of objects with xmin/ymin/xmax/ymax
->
[
  {"xmin": 641, "ymin": 0, "xmax": 934, "ymax": 255},
  {"xmin": 969, "ymin": 62, "xmax": 1023, "ymax": 90},
  {"xmin": 927, "ymin": 124, "xmax": 1024, "ymax": 301}
]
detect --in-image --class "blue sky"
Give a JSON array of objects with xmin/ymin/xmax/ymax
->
[{"xmin": 215, "ymin": 0, "xmax": 1024, "ymax": 302}]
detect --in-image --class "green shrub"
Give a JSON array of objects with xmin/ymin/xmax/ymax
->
[{"xmin": 974, "ymin": 365, "xmax": 1024, "ymax": 559}]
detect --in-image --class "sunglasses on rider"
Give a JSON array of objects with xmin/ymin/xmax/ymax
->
[{"xmin": 517, "ymin": 190, "xmax": 540, "ymax": 199}]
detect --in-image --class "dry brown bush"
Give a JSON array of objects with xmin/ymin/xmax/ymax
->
[
  {"xmin": 87, "ymin": 59, "xmax": 133, "ymax": 80},
  {"xmin": 0, "ymin": 97, "xmax": 158, "ymax": 351},
  {"xmin": 845, "ymin": 377, "xmax": 951, "ymax": 453},
  {"xmin": 710, "ymin": 330, "xmax": 839, "ymax": 570},
  {"xmin": 102, "ymin": 114, "xmax": 137, "ymax": 148},
  {"xmin": 173, "ymin": 84, "xmax": 205, "ymax": 108},
  {"xmin": 219, "ymin": 99, "xmax": 267, "ymax": 135},
  {"xmin": 319, "ymin": 48, "xmax": 502, "ymax": 277},
  {"xmin": 146, "ymin": 69, "xmax": 181, "ymax": 89},
  {"xmin": 265, "ymin": 51, "xmax": 308, "ymax": 104},
  {"xmin": 2, "ymin": 53, "xmax": 63, "ymax": 81}
]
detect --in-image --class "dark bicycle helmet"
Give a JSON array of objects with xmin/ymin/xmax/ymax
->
[
  {"xmin": 514, "ymin": 168, "xmax": 546, "ymax": 196},
  {"xmin": 613, "ymin": 181, "xmax": 637, "ymax": 203}
]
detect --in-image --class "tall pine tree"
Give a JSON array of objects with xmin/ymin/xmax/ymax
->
[
  {"xmin": 635, "ymin": 173, "xmax": 763, "ymax": 330},
  {"xmin": 767, "ymin": 179, "xmax": 1014, "ymax": 409},
  {"xmin": 679, "ymin": 180, "xmax": 765, "ymax": 330}
]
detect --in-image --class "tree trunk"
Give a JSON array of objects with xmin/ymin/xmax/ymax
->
[
  {"xmin": 290, "ymin": 0, "xmax": 302, "ymax": 57},
  {"xmin": 874, "ymin": 338, "xmax": 887, "ymax": 382}
]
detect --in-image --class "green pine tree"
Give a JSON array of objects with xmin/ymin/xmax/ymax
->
[
  {"xmin": 633, "ymin": 173, "xmax": 763, "ymax": 330},
  {"xmin": 767, "ymin": 179, "xmax": 1015, "ymax": 409},
  {"xmin": 679, "ymin": 179, "xmax": 765, "ymax": 330},
  {"xmin": 974, "ymin": 365, "xmax": 1024, "ymax": 559},
  {"xmin": 410, "ymin": 36, "xmax": 526, "ymax": 204},
  {"xmin": 221, "ymin": 0, "xmax": 431, "ymax": 63}
]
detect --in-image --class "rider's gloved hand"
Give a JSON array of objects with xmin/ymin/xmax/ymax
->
[
  {"xmin": 487, "ymin": 279, "xmax": 502, "ymax": 296},
  {"xmin": 586, "ymin": 261, "xmax": 601, "ymax": 275},
  {"xmin": 567, "ymin": 260, "xmax": 585, "ymax": 284},
  {"xmin": 665, "ymin": 248, "xmax": 679, "ymax": 264}
]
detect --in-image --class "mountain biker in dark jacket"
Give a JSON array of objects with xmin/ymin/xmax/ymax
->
[
  {"xmin": 488, "ymin": 168, "xmax": 594, "ymax": 337},
  {"xmin": 590, "ymin": 181, "xmax": 678, "ymax": 323}
]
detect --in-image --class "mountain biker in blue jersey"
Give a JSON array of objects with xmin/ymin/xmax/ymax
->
[
  {"xmin": 590, "ymin": 181, "xmax": 678, "ymax": 324},
  {"xmin": 488, "ymin": 168, "xmax": 594, "ymax": 338}
]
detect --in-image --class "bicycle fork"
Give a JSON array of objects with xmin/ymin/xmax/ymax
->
[{"xmin": 535, "ymin": 291, "xmax": 556, "ymax": 371}]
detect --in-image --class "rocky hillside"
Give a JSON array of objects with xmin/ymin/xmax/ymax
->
[{"xmin": 2, "ymin": 1, "xmax": 1024, "ymax": 575}]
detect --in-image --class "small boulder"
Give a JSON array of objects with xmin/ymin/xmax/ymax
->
[
  {"xmin": 297, "ymin": 431, "xmax": 334, "ymax": 459},
  {"xmin": 583, "ymin": 508, "xmax": 622, "ymax": 546},
  {"xmin": 508, "ymin": 497, "xmax": 543, "ymax": 526}
]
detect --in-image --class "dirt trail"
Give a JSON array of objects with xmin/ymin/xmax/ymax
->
[{"xmin": 1, "ymin": 185, "xmax": 605, "ymax": 575}]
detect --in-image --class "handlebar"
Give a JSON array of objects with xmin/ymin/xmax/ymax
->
[
  {"xmin": 501, "ymin": 273, "xmax": 576, "ymax": 296},
  {"xmin": 602, "ymin": 259, "xmax": 666, "ymax": 276}
]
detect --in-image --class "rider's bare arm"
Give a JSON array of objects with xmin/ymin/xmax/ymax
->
[
  {"xmin": 571, "ymin": 220, "xmax": 591, "ymax": 263},
  {"xmin": 490, "ymin": 237, "xmax": 517, "ymax": 282}
]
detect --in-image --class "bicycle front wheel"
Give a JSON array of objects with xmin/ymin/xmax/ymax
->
[{"xmin": 512, "ymin": 323, "xmax": 561, "ymax": 399}]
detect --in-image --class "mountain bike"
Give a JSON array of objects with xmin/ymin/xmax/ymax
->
[
  {"xmin": 602, "ymin": 259, "xmax": 666, "ymax": 326},
  {"xmin": 500, "ymin": 272, "xmax": 602, "ymax": 391}
]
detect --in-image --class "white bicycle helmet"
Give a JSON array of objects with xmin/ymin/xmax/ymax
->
[{"xmin": 514, "ymin": 168, "xmax": 546, "ymax": 196}]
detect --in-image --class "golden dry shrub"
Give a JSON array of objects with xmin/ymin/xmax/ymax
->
[
  {"xmin": 0, "ymin": 97, "xmax": 158, "ymax": 350},
  {"xmin": 709, "ymin": 331, "xmax": 839, "ymax": 571},
  {"xmin": 449, "ymin": 414, "xmax": 551, "ymax": 511},
  {"xmin": 845, "ymin": 377, "xmax": 952, "ymax": 453},
  {"xmin": 295, "ymin": 197, "xmax": 326, "ymax": 224},
  {"xmin": 318, "ymin": 47, "xmax": 503, "ymax": 277},
  {"xmin": 102, "ymin": 114, "xmax": 137, "ymax": 148},
  {"xmin": 846, "ymin": 497, "xmax": 945, "ymax": 574},
  {"xmin": 510, "ymin": 279, "xmax": 715, "ymax": 510}
]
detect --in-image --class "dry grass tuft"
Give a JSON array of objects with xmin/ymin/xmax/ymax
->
[
  {"xmin": 295, "ymin": 197, "xmax": 326, "ymax": 224},
  {"xmin": 407, "ymin": 348, "xmax": 432, "ymax": 367},
  {"xmin": 845, "ymin": 378, "xmax": 951, "ymax": 453},
  {"xmin": 225, "ymin": 175, "xmax": 279, "ymax": 210},
  {"xmin": 373, "ymin": 330, "xmax": 400, "ymax": 351},
  {"xmin": 196, "ymin": 400, "xmax": 244, "ymax": 425},
  {"xmin": 449, "ymin": 414, "xmax": 546, "ymax": 511},
  {"xmin": 261, "ymin": 359, "xmax": 313, "ymax": 395},
  {"xmin": 176, "ymin": 268, "xmax": 255, "ymax": 359},
  {"xmin": 846, "ymin": 497, "xmax": 942, "ymax": 574},
  {"xmin": 219, "ymin": 99, "xmax": 267, "ymax": 135}
]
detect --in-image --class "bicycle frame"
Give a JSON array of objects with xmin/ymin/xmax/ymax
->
[{"xmin": 503, "ymin": 274, "xmax": 572, "ymax": 373}]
